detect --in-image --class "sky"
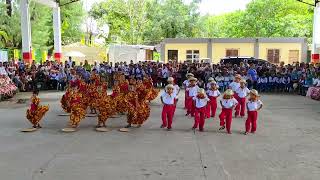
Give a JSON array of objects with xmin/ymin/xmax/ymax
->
[{"xmin": 83, "ymin": 0, "xmax": 252, "ymax": 15}]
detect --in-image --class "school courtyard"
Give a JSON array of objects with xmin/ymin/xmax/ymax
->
[{"xmin": 0, "ymin": 91, "xmax": 319, "ymax": 180}]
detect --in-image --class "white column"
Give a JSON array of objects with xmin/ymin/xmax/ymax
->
[
  {"xmin": 20, "ymin": 0, "xmax": 32, "ymax": 63},
  {"xmin": 312, "ymin": 2, "xmax": 320, "ymax": 63},
  {"xmin": 53, "ymin": 6, "xmax": 62, "ymax": 62}
]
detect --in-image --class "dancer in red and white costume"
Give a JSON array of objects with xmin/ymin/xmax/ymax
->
[
  {"xmin": 183, "ymin": 73, "xmax": 194, "ymax": 109},
  {"xmin": 228, "ymin": 74, "xmax": 241, "ymax": 117},
  {"xmin": 192, "ymin": 88, "xmax": 210, "ymax": 132},
  {"xmin": 160, "ymin": 84, "xmax": 177, "ymax": 130},
  {"xmin": 235, "ymin": 79, "xmax": 250, "ymax": 118},
  {"xmin": 219, "ymin": 89, "xmax": 238, "ymax": 134},
  {"xmin": 167, "ymin": 77, "xmax": 180, "ymax": 115},
  {"xmin": 206, "ymin": 81, "xmax": 220, "ymax": 118},
  {"xmin": 185, "ymin": 77, "xmax": 199, "ymax": 117},
  {"xmin": 206, "ymin": 77, "xmax": 217, "ymax": 90},
  {"xmin": 245, "ymin": 89, "xmax": 263, "ymax": 135}
]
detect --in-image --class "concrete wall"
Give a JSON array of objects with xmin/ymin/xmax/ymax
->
[
  {"xmin": 164, "ymin": 43, "xmax": 208, "ymax": 63},
  {"xmin": 162, "ymin": 38, "xmax": 308, "ymax": 64},
  {"xmin": 212, "ymin": 43, "xmax": 255, "ymax": 64},
  {"xmin": 258, "ymin": 43, "xmax": 302, "ymax": 64}
]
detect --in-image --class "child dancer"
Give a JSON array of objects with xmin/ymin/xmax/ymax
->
[
  {"xmin": 183, "ymin": 73, "xmax": 194, "ymax": 109},
  {"xmin": 160, "ymin": 84, "xmax": 177, "ymax": 130},
  {"xmin": 62, "ymin": 85, "xmax": 86, "ymax": 132},
  {"xmin": 245, "ymin": 89, "xmax": 263, "ymax": 135},
  {"xmin": 167, "ymin": 77, "xmax": 180, "ymax": 115},
  {"xmin": 219, "ymin": 89, "xmax": 238, "ymax": 134},
  {"xmin": 235, "ymin": 79, "xmax": 250, "ymax": 118},
  {"xmin": 186, "ymin": 77, "xmax": 199, "ymax": 117},
  {"xmin": 25, "ymin": 90, "xmax": 49, "ymax": 130},
  {"xmin": 206, "ymin": 77, "xmax": 215, "ymax": 90},
  {"xmin": 192, "ymin": 88, "xmax": 210, "ymax": 132},
  {"xmin": 121, "ymin": 84, "xmax": 151, "ymax": 131},
  {"xmin": 96, "ymin": 86, "xmax": 117, "ymax": 131},
  {"xmin": 206, "ymin": 81, "xmax": 220, "ymax": 118}
]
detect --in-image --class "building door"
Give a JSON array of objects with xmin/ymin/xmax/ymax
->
[
  {"xmin": 145, "ymin": 49, "xmax": 153, "ymax": 60},
  {"xmin": 288, "ymin": 50, "xmax": 299, "ymax": 64},
  {"xmin": 168, "ymin": 50, "xmax": 178, "ymax": 62},
  {"xmin": 267, "ymin": 49, "xmax": 280, "ymax": 64},
  {"xmin": 226, "ymin": 49, "xmax": 239, "ymax": 57}
]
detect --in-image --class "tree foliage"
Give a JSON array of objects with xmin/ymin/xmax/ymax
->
[
  {"xmin": 0, "ymin": 0, "xmax": 85, "ymax": 50},
  {"xmin": 90, "ymin": 0, "xmax": 314, "ymax": 45}
]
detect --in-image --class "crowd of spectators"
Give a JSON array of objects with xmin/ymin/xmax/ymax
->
[{"xmin": 0, "ymin": 57, "xmax": 320, "ymax": 100}]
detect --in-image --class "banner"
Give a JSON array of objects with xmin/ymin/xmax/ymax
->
[{"xmin": 0, "ymin": 49, "xmax": 8, "ymax": 62}]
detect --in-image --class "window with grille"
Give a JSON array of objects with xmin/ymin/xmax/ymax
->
[{"xmin": 186, "ymin": 50, "xmax": 200, "ymax": 62}]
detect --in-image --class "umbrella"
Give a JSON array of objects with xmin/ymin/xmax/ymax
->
[{"xmin": 64, "ymin": 51, "xmax": 86, "ymax": 58}]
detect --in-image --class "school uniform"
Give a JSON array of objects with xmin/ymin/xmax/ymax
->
[
  {"xmin": 219, "ymin": 98, "xmax": 238, "ymax": 133},
  {"xmin": 280, "ymin": 77, "xmax": 286, "ymax": 90},
  {"xmin": 216, "ymin": 76, "xmax": 224, "ymax": 91},
  {"xmin": 186, "ymin": 85, "xmax": 199, "ymax": 116},
  {"xmin": 161, "ymin": 92, "xmax": 177, "ymax": 129},
  {"xmin": 268, "ymin": 76, "xmax": 275, "ymax": 91},
  {"xmin": 235, "ymin": 87, "xmax": 250, "ymax": 117},
  {"xmin": 261, "ymin": 77, "xmax": 268, "ymax": 92},
  {"xmin": 229, "ymin": 81, "xmax": 240, "ymax": 107},
  {"xmin": 245, "ymin": 100, "xmax": 263, "ymax": 133},
  {"xmin": 193, "ymin": 96, "xmax": 210, "ymax": 131},
  {"xmin": 275, "ymin": 77, "xmax": 281, "ymax": 90},
  {"xmin": 229, "ymin": 81, "xmax": 240, "ymax": 93},
  {"xmin": 206, "ymin": 89, "xmax": 220, "ymax": 118},
  {"xmin": 223, "ymin": 76, "xmax": 230, "ymax": 91}
]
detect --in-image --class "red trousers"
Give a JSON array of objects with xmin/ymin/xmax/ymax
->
[
  {"xmin": 162, "ymin": 104, "xmax": 175, "ymax": 129},
  {"xmin": 193, "ymin": 107, "xmax": 206, "ymax": 130},
  {"xmin": 186, "ymin": 97, "xmax": 195, "ymax": 116},
  {"xmin": 219, "ymin": 108, "xmax": 233, "ymax": 133},
  {"xmin": 245, "ymin": 111, "xmax": 258, "ymax": 133},
  {"xmin": 184, "ymin": 90, "xmax": 189, "ymax": 109},
  {"xmin": 235, "ymin": 97, "xmax": 246, "ymax": 117},
  {"xmin": 173, "ymin": 99, "xmax": 177, "ymax": 115},
  {"xmin": 206, "ymin": 96, "xmax": 217, "ymax": 118}
]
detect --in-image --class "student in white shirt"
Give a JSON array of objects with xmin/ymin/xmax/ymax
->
[
  {"xmin": 186, "ymin": 77, "xmax": 199, "ymax": 117},
  {"xmin": 160, "ymin": 84, "xmax": 177, "ymax": 130},
  {"xmin": 245, "ymin": 89, "xmax": 263, "ymax": 135},
  {"xmin": 206, "ymin": 77, "xmax": 215, "ymax": 90},
  {"xmin": 219, "ymin": 89, "xmax": 238, "ymax": 134},
  {"xmin": 183, "ymin": 73, "xmax": 194, "ymax": 109},
  {"xmin": 206, "ymin": 81, "xmax": 220, "ymax": 118},
  {"xmin": 229, "ymin": 74, "xmax": 241, "ymax": 100},
  {"xmin": 192, "ymin": 88, "xmax": 210, "ymax": 132},
  {"xmin": 235, "ymin": 79, "xmax": 250, "ymax": 118},
  {"xmin": 167, "ymin": 77, "xmax": 180, "ymax": 115}
]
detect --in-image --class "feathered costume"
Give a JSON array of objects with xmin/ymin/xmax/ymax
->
[
  {"xmin": 68, "ymin": 90, "xmax": 86, "ymax": 128},
  {"xmin": 61, "ymin": 87, "xmax": 71, "ymax": 113},
  {"xmin": 143, "ymin": 78, "xmax": 159, "ymax": 101},
  {"xmin": 96, "ymin": 92, "xmax": 117, "ymax": 127},
  {"xmin": 126, "ymin": 90, "xmax": 151, "ymax": 125},
  {"xmin": 26, "ymin": 96, "xmax": 49, "ymax": 128}
]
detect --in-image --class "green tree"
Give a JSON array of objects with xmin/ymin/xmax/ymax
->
[{"xmin": 90, "ymin": 0, "xmax": 201, "ymax": 45}]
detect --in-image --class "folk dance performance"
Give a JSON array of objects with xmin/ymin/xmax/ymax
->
[
  {"xmin": 21, "ymin": 70, "xmax": 263, "ymax": 135},
  {"xmin": 59, "ymin": 72, "xmax": 158, "ymax": 133}
]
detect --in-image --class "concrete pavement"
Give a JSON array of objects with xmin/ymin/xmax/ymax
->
[{"xmin": 0, "ymin": 91, "xmax": 320, "ymax": 180}]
